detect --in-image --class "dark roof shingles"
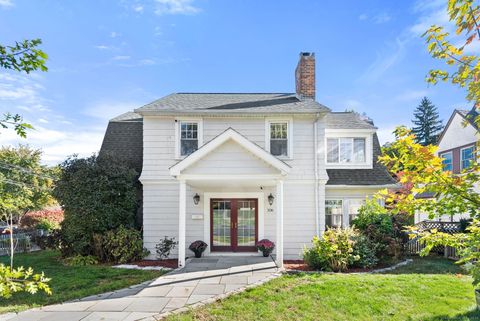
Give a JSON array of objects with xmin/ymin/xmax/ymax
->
[{"xmin": 135, "ymin": 93, "xmax": 330, "ymax": 114}]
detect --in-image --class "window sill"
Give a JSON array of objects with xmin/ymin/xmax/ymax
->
[{"xmin": 325, "ymin": 163, "xmax": 372, "ymax": 169}]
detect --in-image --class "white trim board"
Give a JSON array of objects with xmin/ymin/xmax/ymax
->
[{"xmin": 170, "ymin": 128, "xmax": 291, "ymax": 176}]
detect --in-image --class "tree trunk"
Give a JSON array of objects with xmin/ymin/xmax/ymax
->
[{"xmin": 9, "ymin": 213, "xmax": 14, "ymax": 269}]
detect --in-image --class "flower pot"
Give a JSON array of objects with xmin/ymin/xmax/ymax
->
[
  {"xmin": 262, "ymin": 251, "xmax": 271, "ymax": 257},
  {"xmin": 475, "ymin": 289, "xmax": 480, "ymax": 308},
  {"xmin": 194, "ymin": 251, "xmax": 203, "ymax": 258}
]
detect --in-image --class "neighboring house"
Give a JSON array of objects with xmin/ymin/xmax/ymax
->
[
  {"xmin": 415, "ymin": 107, "xmax": 479, "ymax": 223},
  {"xmin": 100, "ymin": 52, "xmax": 396, "ymax": 267}
]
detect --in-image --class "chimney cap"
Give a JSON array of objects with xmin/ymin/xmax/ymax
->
[{"xmin": 300, "ymin": 52, "xmax": 315, "ymax": 57}]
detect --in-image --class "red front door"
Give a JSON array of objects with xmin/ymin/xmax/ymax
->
[{"xmin": 210, "ymin": 198, "xmax": 258, "ymax": 252}]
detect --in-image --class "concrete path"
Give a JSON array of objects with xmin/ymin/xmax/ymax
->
[{"xmin": 2, "ymin": 256, "xmax": 280, "ymax": 321}]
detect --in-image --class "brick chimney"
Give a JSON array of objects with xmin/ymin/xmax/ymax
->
[{"xmin": 295, "ymin": 52, "xmax": 315, "ymax": 100}]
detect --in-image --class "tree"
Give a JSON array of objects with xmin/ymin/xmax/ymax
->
[
  {"xmin": 0, "ymin": 39, "xmax": 48, "ymax": 137},
  {"xmin": 53, "ymin": 154, "xmax": 138, "ymax": 257},
  {"xmin": 0, "ymin": 146, "xmax": 54, "ymax": 298},
  {"xmin": 0, "ymin": 146, "xmax": 57, "ymax": 266},
  {"xmin": 411, "ymin": 97, "xmax": 444, "ymax": 145}
]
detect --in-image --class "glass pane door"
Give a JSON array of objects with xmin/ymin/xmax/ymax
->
[
  {"xmin": 237, "ymin": 200, "xmax": 256, "ymax": 247},
  {"xmin": 212, "ymin": 200, "xmax": 231, "ymax": 248}
]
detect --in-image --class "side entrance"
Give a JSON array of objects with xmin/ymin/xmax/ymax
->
[{"xmin": 210, "ymin": 198, "xmax": 258, "ymax": 252}]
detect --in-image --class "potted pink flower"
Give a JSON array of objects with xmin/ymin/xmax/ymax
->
[{"xmin": 256, "ymin": 239, "xmax": 275, "ymax": 257}]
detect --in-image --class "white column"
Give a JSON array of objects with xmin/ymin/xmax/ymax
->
[
  {"xmin": 178, "ymin": 180, "xmax": 186, "ymax": 268},
  {"xmin": 275, "ymin": 180, "xmax": 284, "ymax": 268}
]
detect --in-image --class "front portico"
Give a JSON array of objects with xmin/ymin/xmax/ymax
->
[{"xmin": 169, "ymin": 128, "xmax": 290, "ymax": 268}]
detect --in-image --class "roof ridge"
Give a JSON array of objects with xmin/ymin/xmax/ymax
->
[{"xmin": 175, "ymin": 92, "xmax": 295, "ymax": 95}]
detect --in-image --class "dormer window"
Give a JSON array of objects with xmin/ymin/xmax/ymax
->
[{"xmin": 327, "ymin": 138, "xmax": 366, "ymax": 164}]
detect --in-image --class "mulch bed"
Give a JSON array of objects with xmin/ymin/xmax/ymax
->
[
  {"xmin": 132, "ymin": 259, "xmax": 178, "ymax": 269},
  {"xmin": 283, "ymin": 260, "xmax": 399, "ymax": 273}
]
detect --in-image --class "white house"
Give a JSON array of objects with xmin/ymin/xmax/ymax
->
[
  {"xmin": 100, "ymin": 52, "xmax": 396, "ymax": 267},
  {"xmin": 415, "ymin": 107, "xmax": 479, "ymax": 223}
]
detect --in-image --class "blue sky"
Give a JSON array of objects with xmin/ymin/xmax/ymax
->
[{"xmin": 0, "ymin": 0, "xmax": 475, "ymax": 164}]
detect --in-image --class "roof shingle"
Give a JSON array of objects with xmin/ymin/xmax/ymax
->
[{"xmin": 135, "ymin": 93, "xmax": 330, "ymax": 114}]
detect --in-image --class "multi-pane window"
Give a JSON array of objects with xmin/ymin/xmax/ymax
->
[
  {"xmin": 348, "ymin": 199, "xmax": 365, "ymax": 225},
  {"xmin": 180, "ymin": 122, "xmax": 198, "ymax": 156},
  {"xmin": 325, "ymin": 200, "xmax": 343, "ymax": 228},
  {"xmin": 440, "ymin": 152, "xmax": 453, "ymax": 171},
  {"xmin": 270, "ymin": 122, "xmax": 288, "ymax": 157},
  {"xmin": 461, "ymin": 146, "xmax": 475, "ymax": 170},
  {"xmin": 327, "ymin": 138, "xmax": 366, "ymax": 163}
]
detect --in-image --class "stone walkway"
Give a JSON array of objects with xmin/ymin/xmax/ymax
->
[{"xmin": 3, "ymin": 256, "xmax": 280, "ymax": 321}]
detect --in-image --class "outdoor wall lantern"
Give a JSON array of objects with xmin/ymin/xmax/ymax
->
[
  {"xmin": 268, "ymin": 193, "xmax": 275, "ymax": 206},
  {"xmin": 193, "ymin": 193, "xmax": 200, "ymax": 205}
]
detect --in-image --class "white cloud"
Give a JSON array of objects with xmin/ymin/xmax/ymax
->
[
  {"xmin": 376, "ymin": 125, "xmax": 398, "ymax": 145},
  {"xmin": 358, "ymin": 37, "xmax": 407, "ymax": 83},
  {"xmin": 112, "ymin": 55, "xmax": 131, "ymax": 60},
  {"xmin": 343, "ymin": 99, "xmax": 364, "ymax": 110},
  {"xmin": 94, "ymin": 45, "xmax": 112, "ymax": 50},
  {"xmin": 394, "ymin": 89, "xmax": 428, "ymax": 102},
  {"xmin": 83, "ymin": 101, "xmax": 140, "ymax": 121},
  {"xmin": 133, "ymin": 4, "xmax": 144, "ymax": 12},
  {"xmin": 0, "ymin": 0, "xmax": 13, "ymax": 8},
  {"xmin": 110, "ymin": 31, "xmax": 119, "ymax": 38},
  {"xmin": 154, "ymin": 0, "xmax": 200, "ymax": 15},
  {"xmin": 358, "ymin": 14, "xmax": 368, "ymax": 21},
  {"xmin": 1, "ymin": 124, "xmax": 105, "ymax": 165},
  {"xmin": 373, "ymin": 12, "xmax": 391, "ymax": 24}
]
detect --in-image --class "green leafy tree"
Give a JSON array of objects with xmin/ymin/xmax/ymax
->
[
  {"xmin": 53, "ymin": 154, "xmax": 138, "ymax": 257},
  {"xmin": 0, "ymin": 146, "xmax": 54, "ymax": 298},
  {"xmin": 0, "ymin": 39, "xmax": 48, "ymax": 137},
  {"xmin": 0, "ymin": 146, "xmax": 56, "ymax": 266},
  {"xmin": 411, "ymin": 97, "xmax": 444, "ymax": 145}
]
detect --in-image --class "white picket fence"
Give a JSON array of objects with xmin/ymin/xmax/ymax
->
[{"xmin": 0, "ymin": 231, "xmax": 37, "ymax": 255}]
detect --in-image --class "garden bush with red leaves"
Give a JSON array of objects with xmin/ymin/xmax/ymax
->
[{"xmin": 20, "ymin": 208, "xmax": 64, "ymax": 230}]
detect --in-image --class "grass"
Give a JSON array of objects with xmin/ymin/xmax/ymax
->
[
  {"xmin": 167, "ymin": 256, "xmax": 480, "ymax": 321},
  {"xmin": 0, "ymin": 250, "xmax": 165, "ymax": 314}
]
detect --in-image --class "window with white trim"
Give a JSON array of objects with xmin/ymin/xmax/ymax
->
[
  {"xmin": 440, "ymin": 152, "xmax": 453, "ymax": 171},
  {"xmin": 269, "ymin": 122, "xmax": 289, "ymax": 157},
  {"xmin": 325, "ymin": 200, "xmax": 343, "ymax": 228},
  {"xmin": 180, "ymin": 121, "xmax": 199, "ymax": 156},
  {"xmin": 348, "ymin": 199, "xmax": 365, "ymax": 225},
  {"xmin": 327, "ymin": 138, "xmax": 366, "ymax": 164},
  {"xmin": 461, "ymin": 146, "xmax": 475, "ymax": 170}
]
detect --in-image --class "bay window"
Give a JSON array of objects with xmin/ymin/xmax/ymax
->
[
  {"xmin": 461, "ymin": 146, "xmax": 475, "ymax": 170},
  {"xmin": 440, "ymin": 152, "xmax": 453, "ymax": 171}
]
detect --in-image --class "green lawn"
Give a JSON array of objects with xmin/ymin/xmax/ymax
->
[
  {"xmin": 0, "ymin": 250, "xmax": 165, "ymax": 314},
  {"xmin": 167, "ymin": 256, "xmax": 480, "ymax": 321}
]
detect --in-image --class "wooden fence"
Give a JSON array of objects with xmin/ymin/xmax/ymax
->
[{"xmin": 405, "ymin": 221, "xmax": 461, "ymax": 260}]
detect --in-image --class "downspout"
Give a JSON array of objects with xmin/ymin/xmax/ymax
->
[{"xmin": 314, "ymin": 114, "xmax": 320, "ymax": 236}]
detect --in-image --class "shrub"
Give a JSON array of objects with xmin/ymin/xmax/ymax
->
[
  {"xmin": 63, "ymin": 255, "xmax": 98, "ymax": 266},
  {"xmin": 156, "ymin": 236, "xmax": 178, "ymax": 259},
  {"xmin": 352, "ymin": 199, "xmax": 404, "ymax": 260},
  {"xmin": 53, "ymin": 154, "xmax": 138, "ymax": 256},
  {"xmin": 102, "ymin": 226, "xmax": 148, "ymax": 264},
  {"xmin": 36, "ymin": 218, "xmax": 59, "ymax": 232},
  {"xmin": 351, "ymin": 234, "xmax": 378, "ymax": 268},
  {"xmin": 303, "ymin": 227, "xmax": 360, "ymax": 272},
  {"xmin": 19, "ymin": 208, "xmax": 64, "ymax": 230},
  {"xmin": 33, "ymin": 229, "xmax": 62, "ymax": 250}
]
